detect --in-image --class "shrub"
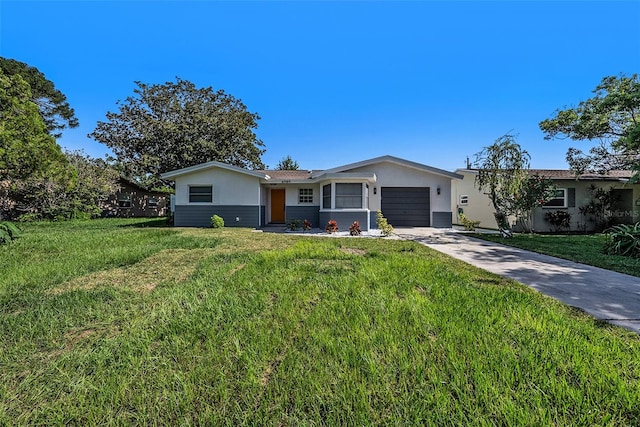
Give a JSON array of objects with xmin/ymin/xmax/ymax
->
[
  {"xmin": 287, "ymin": 219, "xmax": 302, "ymax": 231},
  {"xmin": 325, "ymin": 220, "xmax": 338, "ymax": 233},
  {"xmin": 210, "ymin": 214, "xmax": 224, "ymax": 228},
  {"xmin": 302, "ymin": 219, "xmax": 312, "ymax": 231},
  {"xmin": 459, "ymin": 213, "xmax": 481, "ymax": 231},
  {"xmin": 604, "ymin": 223, "xmax": 640, "ymax": 257},
  {"xmin": 0, "ymin": 221, "xmax": 21, "ymax": 244},
  {"xmin": 349, "ymin": 220, "xmax": 361, "ymax": 236},
  {"xmin": 376, "ymin": 210, "xmax": 393, "ymax": 237},
  {"xmin": 544, "ymin": 210, "xmax": 571, "ymax": 232}
]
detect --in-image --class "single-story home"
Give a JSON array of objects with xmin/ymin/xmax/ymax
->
[
  {"xmin": 101, "ymin": 178, "xmax": 169, "ymax": 218},
  {"xmin": 452, "ymin": 168, "xmax": 640, "ymax": 232},
  {"xmin": 161, "ymin": 155, "xmax": 463, "ymax": 230}
]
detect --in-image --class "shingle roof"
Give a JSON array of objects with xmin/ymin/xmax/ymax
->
[
  {"xmin": 528, "ymin": 169, "xmax": 634, "ymax": 180},
  {"xmin": 259, "ymin": 170, "xmax": 315, "ymax": 180}
]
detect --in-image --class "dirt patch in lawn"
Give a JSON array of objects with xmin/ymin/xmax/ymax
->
[
  {"xmin": 340, "ymin": 247, "xmax": 366, "ymax": 256},
  {"xmin": 51, "ymin": 248, "xmax": 215, "ymax": 294}
]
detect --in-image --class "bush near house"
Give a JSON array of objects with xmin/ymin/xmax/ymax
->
[
  {"xmin": 376, "ymin": 210, "xmax": 393, "ymax": 236},
  {"xmin": 544, "ymin": 210, "xmax": 571, "ymax": 232},
  {"xmin": 349, "ymin": 220, "xmax": 361, "ymax": 236},
  {"xmin": 459, "ymin": 213, "xmax": 481, "ymax": 231},
  {"xmin": 325, "ymin": 219, "xmax": 338, "ymax": 233},
  {"xmin": 210, "ymin": 214, "xmax": 224, "ymax": 228},
  {"xmin": 604, "ymin": 223, "xmax": 640, "ymax": 258}
]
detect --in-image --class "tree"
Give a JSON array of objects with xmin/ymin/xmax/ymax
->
[
  {"xmin": 539, "ymin": 74, "xmax": 640, "ymax": 178},
  {"xmin": 512, "ymin": 175, "xmax": 557, "ymax": 233},
  {"xmin": 89, "ymin": 78, "xmax": 265, "ymax": 188},
  {"xmin": 276, "ymin": 155, "xmax": 299, "ymax": 170},
  {"xmin": 0, "ymin": 70, "xmax": 70, "ymax": 183},
  {"xmin": 473, "ymin": 134, "xmax": 531, "ymax": 237},
  {"xmin": 0, "ymin": 57, "xmax": 79, "ymax": 138}
]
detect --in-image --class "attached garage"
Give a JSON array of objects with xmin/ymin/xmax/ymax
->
[{"xmin": 381, "ymin": 187, "xmax": 430, "ymax": 227}]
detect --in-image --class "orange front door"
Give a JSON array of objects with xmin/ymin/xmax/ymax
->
[{"xmin": 271, "ymin": 189, "xmax": 285, "ymax": 223}]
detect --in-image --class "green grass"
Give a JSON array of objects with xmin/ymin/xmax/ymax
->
[
  {"xmin": 1, "ymin": 219, "xmax": 639, "ymax": 425},
  {"xmin": 472, "ymin": 232, "xmax": 640, "ymax": 277}
]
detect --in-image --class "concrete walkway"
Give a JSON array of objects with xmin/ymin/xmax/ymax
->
[{"xmin": 394, "ymin": 227, "xmax": 640, "ymax": 334}]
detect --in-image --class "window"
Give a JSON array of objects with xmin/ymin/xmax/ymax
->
[
  {"xmin": 322, "ymin": 184, "xmax": 331, "ymax": 209},
  {"xmin": 543, "ymin": 189, "xmax": 567, "ymax": 208},
  {"xmin": 189, "ymin": 186, "xmax": 212, "ymax": 203},
  {"xmin": 299, "ymin": 188, "xmax": 313, "ymax": 204},
  {"xmin": 117, "ymin": 193, "xmax": 131, "ymax": 208},
  {"xmin": 459, "ymin": 195, "xmax": 469, "ymax": 206},
  {"xmin": 148, "ymin": 197, "xmax": 158, "ymax": 208},
  {"xmin": 335, "ymin": 183, "xmax": 362, "ymax": 209}
]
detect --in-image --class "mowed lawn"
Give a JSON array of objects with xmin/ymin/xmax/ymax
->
[{"xmin": 1, "ymin": 219, "xmax": 639, "ymax": 426}]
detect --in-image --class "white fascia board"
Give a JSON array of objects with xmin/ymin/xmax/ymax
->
[{"xmin": 160, "ymin": 161, "xmax": 268, "ymax": 180}]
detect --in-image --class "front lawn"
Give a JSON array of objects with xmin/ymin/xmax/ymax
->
[
  {"xmin": 472, "ymin": 232, "xmax": 640, "ymax": 277},
  {"xmin": 1, "ymin": 219, "xmax": 639, "ymax": 425}
]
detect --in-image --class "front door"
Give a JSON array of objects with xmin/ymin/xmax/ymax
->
[{"xmin": 271, "ymin": 189, "xmax": 285, "ymax": 223}]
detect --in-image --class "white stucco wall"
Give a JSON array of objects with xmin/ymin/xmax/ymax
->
[
  {"xmin": 451, "ymin": 169, "xmax": 498, "ymax": 228},
  {"xmin": 174, "ymin": 168, "xmax": 261, "ymax": 206},
  {"xmin": 346, "ymin": 162, "xmax": 456, "ymax": 214}
]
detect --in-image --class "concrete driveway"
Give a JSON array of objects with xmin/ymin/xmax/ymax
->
[{"xmin": 394, "ymin": 227, "xmax": 640, "ymax": 334}]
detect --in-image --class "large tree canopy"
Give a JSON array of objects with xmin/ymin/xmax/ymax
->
[
  {"xmin": 89, "ymin": 78, "xmax": 265, "ymax": 187},
  {"xmin": 0, "ymin": 57, "xmax": 79, "ymax": 138},
  {"xmin": 0, "ymin": 70, "xmax": 69, "ymax": 182},
  {"xmin": 539, "ymin": 74, "xmax": 640, "ymax": 177}
]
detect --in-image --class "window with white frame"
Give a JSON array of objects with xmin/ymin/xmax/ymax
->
[
  {"xmin": 459, "ymin": 195, "xmax": 469, "ymax": 206},
  {"xmin": 335, "ymin": 183, "xmax": 362, "ymax": 209},
  {"xmin": 299, "ymin": 188, "xmax": 313, "ymax": 203},
  {"xmin": 189, "ymin": 186, "xmax": 212, "ymax": 203},
  {"xmin": 148, "ymin": 197, "xmax": 158, "ymax": 208},
  {"xmin": 543, "ymin": 189, "xmax": 567, "ymax": 208},
  {"xmin": 322, "ymin": 184, "xmax": 331, "ymax": 209}
]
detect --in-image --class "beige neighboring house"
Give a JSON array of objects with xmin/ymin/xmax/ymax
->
[{"xmin": 452, "ymin": 168, "xmax": 640, "ymax": 232}]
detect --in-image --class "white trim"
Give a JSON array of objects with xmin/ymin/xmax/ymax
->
[
  {"xmin": 161, "ymin": 161, "xmax": 268, "ymax": 180},
  {"xmin": 542, "ymin": 188, "xmax": 568, "ymax": 209}
]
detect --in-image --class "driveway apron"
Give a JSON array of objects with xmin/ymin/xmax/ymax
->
[{"xmin": 395, "ymin": 228, "xmax": 640, "ymax": 334}]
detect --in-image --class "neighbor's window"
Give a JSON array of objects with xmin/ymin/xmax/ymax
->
[
  {"xmin": 335, "ymin": 183, "xmax": 362, "ymax": 209},
  {"xmin": 543, "ymin": 189, "xmax": 567, "ymax": 208},
  {"xmin": 322, "ymin": 184, "xmax": 331, "ymax": 209},
  {"xmin": 459, "ymin": 195, "xmax": 469, "ymax": 206},
  {"xmin": 189, "ymin": 186, "xmax": 212, "ymax": 203},
  {"xmin": 117, "ymin": 193, "xmax": 132, "ymax": 208},
  {"xmin": 299, "ymin": 188, "xmax": 313, "ymax": 204},
  {"xmin": 148, "ymin": 197, "xmax": 159, "ymax": 208}
]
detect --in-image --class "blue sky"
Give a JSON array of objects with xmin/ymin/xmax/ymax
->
[{"xmin": 1, "ymin": 1, "xmax": 639, "ymax": 171}]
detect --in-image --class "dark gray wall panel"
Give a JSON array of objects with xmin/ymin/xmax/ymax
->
[
  {"xmin": 319, "ymin": 211, "xmax": 370, "ymax": 231},
  {"xmin": 432, "ymin": 211, "xmax": 453, "ymax": 228},
  {"xmin": 381, "ymin": 187, "xmax": 430, "ymax": 227},
  {"xmin": 286, "ymin": 206, "xmax": 320, "ymax": 228},
  {"xmin": 174, "ymin": 205, "xmax": 260, "ymax": 228}
]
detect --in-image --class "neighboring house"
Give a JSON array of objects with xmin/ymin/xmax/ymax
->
[
  {"xmin": 452, "ymin": 168, "xmax": 640, "ymax": 232},
  {"xmin": 102, "ymin": 178, "xmax": 169, "ymax": 218},
  {"xmin": 160, "ymin": 155, "xmax": 463, "ymax": 230}
]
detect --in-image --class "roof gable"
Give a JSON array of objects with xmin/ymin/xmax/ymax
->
[
  {"xmin": 312, "ymin": 155, "xmax": 463, "ymax": 180},
  {"xmin": 160, "ymin": 161, "xmax": 268, "ymax": 180}
]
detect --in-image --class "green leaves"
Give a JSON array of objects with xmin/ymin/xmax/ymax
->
[
  {"xmin": 90, "ymin": 78, "xmax": 265, "ymax": 188},
  {"xmin": 0, "ymin": 221, "xmax": 20, "ymax": 244},
  {"xmin": 539, "ymin": 74, "xmax": 640, "ymax": 176}
]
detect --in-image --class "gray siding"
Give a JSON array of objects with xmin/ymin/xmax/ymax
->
[
  {"xmin": 319, "ymin": 211, "xmax": 370, "ymax": 231},
  {"xmin": 432, "ymin": 211, "xmax": 453, "ymax": 228},
  {"xmin": 286, "ymin": 206, "xmax": 320, "ymax": 227},
  {"xmin": 174, "ymin": 205, "xmax": 260, "ymax": 228}
]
